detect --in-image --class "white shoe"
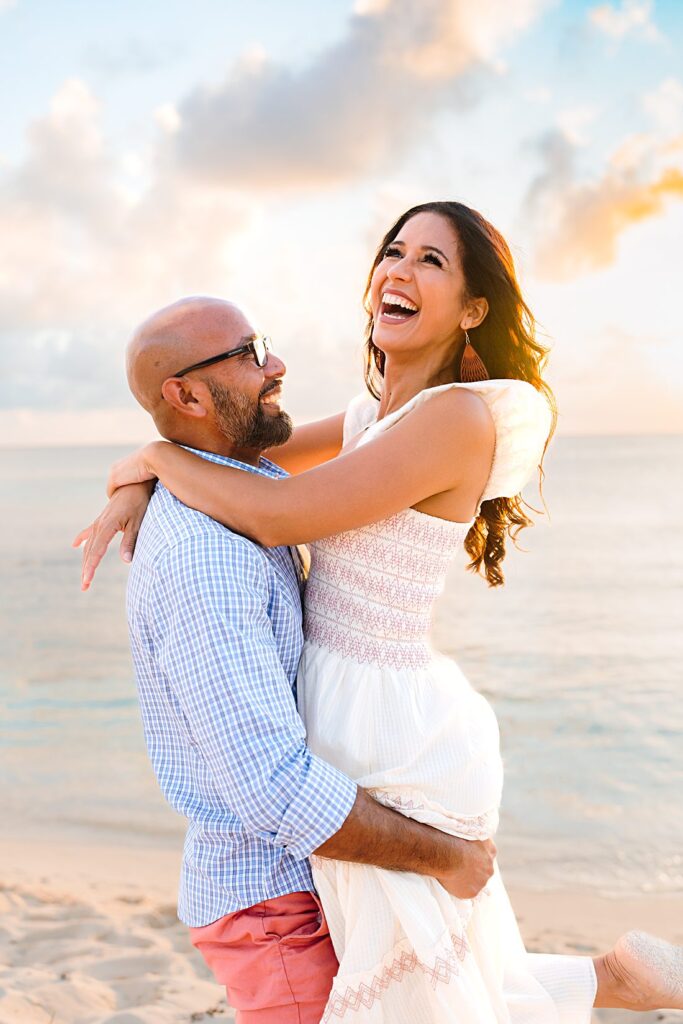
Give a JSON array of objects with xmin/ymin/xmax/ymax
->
[{"xmin": 614, "ymin": 930, "xmax": 683, "ymax": 1010}]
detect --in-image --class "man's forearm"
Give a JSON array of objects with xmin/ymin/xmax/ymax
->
[{"xmin": 314, "ymin": 787, "xmax": 461, "ymax": 876}]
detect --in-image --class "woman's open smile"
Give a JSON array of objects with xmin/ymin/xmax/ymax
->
[{"xmin": 378, "ymin": 288, "xmax": 420, "ymax": 325}]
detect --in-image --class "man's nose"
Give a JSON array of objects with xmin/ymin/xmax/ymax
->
[{"xmin": 265, "ymin": 351, "xmax": 286, "ymax": 378}]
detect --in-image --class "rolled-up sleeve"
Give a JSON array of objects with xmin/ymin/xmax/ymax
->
[{"xmin": 153, "ymin": 530, "xmax": 356, "ymax": 859}]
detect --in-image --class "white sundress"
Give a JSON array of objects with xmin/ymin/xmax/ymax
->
[{"xmin": 296, "ymin": 380, "xmax": 598, "ymax": 1024}]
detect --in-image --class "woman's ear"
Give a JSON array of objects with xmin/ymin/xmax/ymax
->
[
  {"xmin": 462, "ymin": 297, "xmax": 489, "ymax": 331},
  {"xmin": 160, "ymin": 377, "xmax": 208, "ymax": 418}
]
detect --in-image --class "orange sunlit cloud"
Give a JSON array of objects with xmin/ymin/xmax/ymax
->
[{"xmin": 528, "ymin": 125, "xmax": 683, "ymax": 280}]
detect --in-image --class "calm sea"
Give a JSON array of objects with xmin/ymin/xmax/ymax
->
[{"xmin": 1, "ymin": 437, "xmax": 682, "ymax": 896}]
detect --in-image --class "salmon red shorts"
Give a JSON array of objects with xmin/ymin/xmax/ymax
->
[{"xmin": 190, "ymin": 890, "xmax": 338, "ymax": 1023}]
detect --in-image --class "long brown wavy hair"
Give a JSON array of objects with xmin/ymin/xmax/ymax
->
[{"xmin": 363, "ymin": 200, "xmax": 557, "ymax": 587}]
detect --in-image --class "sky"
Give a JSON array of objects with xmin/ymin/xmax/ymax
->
[{"xmin": 1, "ymin": 0, "xmax": 682, "ymax": 444}]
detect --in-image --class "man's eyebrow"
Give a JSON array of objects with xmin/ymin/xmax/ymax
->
[{"xmin": 390, "ymin": 241, "xmax": 450, "ymax": 263}]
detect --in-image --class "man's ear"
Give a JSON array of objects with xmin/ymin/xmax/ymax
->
[
  {"xmin": 461, "ymin": 297, "xmax": 489, "ymax": 332},
  {"xmin": 161, "ymin": 378, "xmax": 209, "ymax": 418}
]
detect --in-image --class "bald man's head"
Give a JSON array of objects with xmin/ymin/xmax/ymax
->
[
  {"xmin": 126, "ymin": 297, "xmax": 253, "ymax": 415},
  {"xmin": 125, "ymin": 296, "xmax": 291, "ymax": 457}
]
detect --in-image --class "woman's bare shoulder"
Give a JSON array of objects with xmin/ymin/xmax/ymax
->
[{"xmin": 404, "ymin": 386, "xmax": 496, "ymax": 453}]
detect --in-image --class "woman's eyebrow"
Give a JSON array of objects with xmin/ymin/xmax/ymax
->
[
  {"xmin": 391, "ymin": 240, "xmax": 450, "ymax": 263},
  {"xmin": 422, "ymin": 245, "xmax": 449, "ymax": 263}
]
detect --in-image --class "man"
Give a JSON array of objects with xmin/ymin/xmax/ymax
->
[{"xmin": 80, "ymin": 296, "xmax": 496, "ymax": 1023}]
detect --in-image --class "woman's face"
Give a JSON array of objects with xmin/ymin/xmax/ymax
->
[{"xmin": 369, "ymin": 212, "xmax": 470, "ymax": 357}]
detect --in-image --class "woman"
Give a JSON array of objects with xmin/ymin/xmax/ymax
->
[{"xmin": 77, "ymin": 202, "xmax": 683, "ymax": 1021}]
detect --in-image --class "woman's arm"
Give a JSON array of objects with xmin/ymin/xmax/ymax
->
[
  {"xmin": 264, "ymin": 412, "xmax": 345, "ymax": 474},
  {"xmin": 75, "ymin": 413, "xmax": 345, "ymax": 588},
  {"xmin": 105, "ymin": 389, "xmax": 494, "ymax": 550}
]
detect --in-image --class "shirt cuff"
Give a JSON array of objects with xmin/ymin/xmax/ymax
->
[{"xmin": 273, "ymin": 754, "xmax": 357, "ymax": 861}]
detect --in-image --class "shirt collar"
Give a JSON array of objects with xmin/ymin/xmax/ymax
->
[{"xmin": 180, "ymin": 445, "xmax": 288, "ymax": 480}]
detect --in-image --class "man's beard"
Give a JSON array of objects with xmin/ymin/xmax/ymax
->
[{"xmin": 206, "ymin": 378, "xmax": 293, "ymax": 450}]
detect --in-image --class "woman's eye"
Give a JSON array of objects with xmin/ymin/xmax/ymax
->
[
  {"xmin": 423, "ymin": 252, "xmax": 443, "ymax": 267},
  {"xmin": 383, "ymin": 246, "xmax": 401, "ymax": 259}
]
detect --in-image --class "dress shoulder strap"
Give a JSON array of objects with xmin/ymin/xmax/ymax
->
[{"xmin": 343, "ymin": 392, "xmax": 380, "ymax": 446}]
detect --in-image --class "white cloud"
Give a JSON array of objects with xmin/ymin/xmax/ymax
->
[
  {"xmin": 588, "ymin": 0, "xmax": 660, "ymax": 42},
  {"xmin": 556, "ymin": 105, "xmax": 600, "ymax": 147},
  {"xmin": 0, "ymin": 0, "xmax": 17, "ymax": 11},
  {"xmin": 154, "ymin": 103, "xmax": 181, "ymax": 135},
  {"xmin": 0, "ymin": 79, "xmax": 253, "ymax": 410},
  {"xmin": 397, "ymin": 0, "xmax": 545, "ymax": 78},
  {"xmin": 642, "ymin": 77, "xmax": 683, "ymax": 133},
  {"xmin": 353, "ymin": 0, "xmax": 392, "ymax": 14},
  {"xmin": 171, "ymin": 0, "xmax": 547, "ymax": 189},
  {"xmin": 524, "ymin": 85, "xmax": 553, "ymax": 105}
]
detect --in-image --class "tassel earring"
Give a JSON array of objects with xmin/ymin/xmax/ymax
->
[{"xmin": 459, "ymin": 331, "xmax": 489, "ymax": 383}]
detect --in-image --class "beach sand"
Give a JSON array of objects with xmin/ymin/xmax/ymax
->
[{"xmin": 2, "ymin": 836, "xmax": 682, "ymax": 1024}]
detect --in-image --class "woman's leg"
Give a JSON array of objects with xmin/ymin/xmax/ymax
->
[
  {"xmin": 593, "ymin": 932, "xmax": 683, "ymax": 1010},
  {"xmin": 525, "ymin": 933, "xmax": 683, "ymax": 1017},
  {"xmin": 491, "ymin": 867, "xmax": 682, "ymax": 1017}
]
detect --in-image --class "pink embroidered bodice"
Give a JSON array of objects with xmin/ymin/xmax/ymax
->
[{"xmin": 304, "ymin": 509, "xmax": 471, "ymax": 671}]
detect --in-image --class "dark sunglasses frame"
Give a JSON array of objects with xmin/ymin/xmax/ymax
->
[{"xmin": 174, "ymin": 336, "xmax": 271, "ymax": 378}]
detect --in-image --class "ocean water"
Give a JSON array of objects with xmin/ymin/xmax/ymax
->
[{"xmin": 1, "ymin": 437, "xmax": 682, "ymax": 896}]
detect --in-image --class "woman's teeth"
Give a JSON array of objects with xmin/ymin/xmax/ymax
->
[{"xmin": 380, "ymin": 292, "xmax": 418, "ymax": 320}]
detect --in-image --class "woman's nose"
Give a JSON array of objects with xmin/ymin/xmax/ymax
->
[{"xmin": 387, "ymin": 256, "xmax": 412, "ymax": 281}]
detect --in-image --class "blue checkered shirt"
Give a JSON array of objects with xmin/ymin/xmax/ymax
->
[{"xmin": 126, "ymin": 448, "xmax": 357, "ymax": 926}]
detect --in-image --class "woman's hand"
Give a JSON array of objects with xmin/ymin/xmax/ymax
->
[
  {"xmin": 106, "ymin": 442, "xmax": 164, "ymax": 498},
  {"xmin": 73, "ymin": 481, "xmax": 155, "ymax": 591}
]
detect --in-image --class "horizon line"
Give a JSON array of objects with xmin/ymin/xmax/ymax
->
[{"xmin": 1, "ymin": 431, "xmax": 682, "ymax": 453}]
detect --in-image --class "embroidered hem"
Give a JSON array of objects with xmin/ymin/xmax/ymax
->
[{"xmin": 322, "ymin": 929, "xmax": 470, "ymax": 1020}]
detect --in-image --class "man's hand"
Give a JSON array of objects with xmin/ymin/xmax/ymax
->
[
  {"xmin": 315, "ymin": 788, "xmax": 497, "ymax": 897},
  {"xmin": 436, "ymin": 837, "xmax": 497, "ymax": 899}
]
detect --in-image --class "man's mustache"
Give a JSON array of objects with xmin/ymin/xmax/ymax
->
[{"xmin": 260, "ymin": 379, "xmax": 283, "ymax": 399}]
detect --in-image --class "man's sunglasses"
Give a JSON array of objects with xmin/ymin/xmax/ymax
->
[{"xmin": 174, "ymin": 336, "xmax": 271, "ymax": 378}]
